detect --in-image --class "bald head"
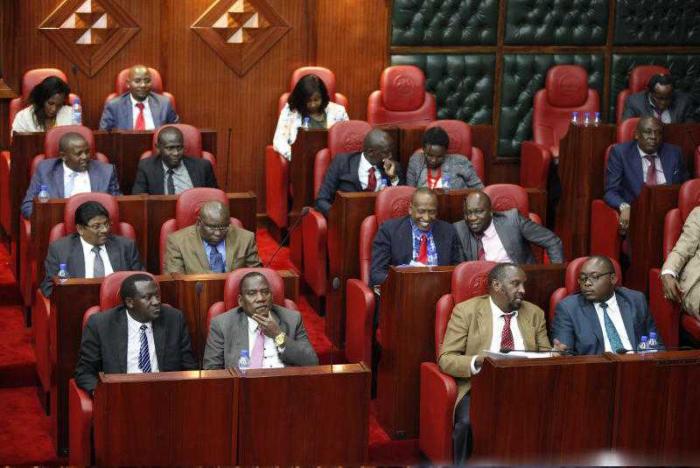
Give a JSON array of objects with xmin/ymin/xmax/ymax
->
[
  {"xmin": 199, "ymin": 201, "xmax": 229, "ymax": 220},
  {"xmin": 363, "ymin": 129, "xmax": 394, "ymax": 166},
  {"xmin": 463, "ymin": 191, "xmax": 493, "ymax": 234},
  {"xmin": 58, "ymin": 132, "xmax": 88, "ymax": 153},
  {"xmin": 197, "ymin": 201, "xmax": 230, "ymax": 246},
  {"xmin": 59, "ymin": 132, "xmax": 90, "ymax": 172},
  {"xmin": 634, "ymin": 116, "xmax": 663, "ymax": 154},
  {"xmin": 127, "ymin": 65, "xmax": 153, "ymax": 101}
]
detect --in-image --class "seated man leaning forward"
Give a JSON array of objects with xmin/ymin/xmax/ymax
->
[
  {"xmin": 203, "ymin": 272, "xmax": 318, "ymax": 369},
  {"xmin": 370, "ymin": 188, "xmax": 462, "ymax": 288},
  {"xmin": 74, "ymin": 274, "xmax": 197, "ymax": 395},
  {"xmin": 164, "ymin": 200, "xmax": 261, "ymax": 274},
  {"xmin": 551, "ymin": 255, "xmax": 662, "ymax": 355},
  {"xmin": 439, "ymin": 263, "xmax": 552, "ymax": 463},
  {"xmin": 455, "ymin": 190, "xmax": 564, "ymax": 264}
]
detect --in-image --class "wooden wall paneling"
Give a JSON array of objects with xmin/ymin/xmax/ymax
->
[{"xmin": 0, "ymin": 0, "xmax": 17, "ymax": 150}]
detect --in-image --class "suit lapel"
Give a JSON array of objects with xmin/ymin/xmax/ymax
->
[
  {"xmin": 658, "ymin": 145, "xmax": 676, "ymax": 184},
  {"xmin": 478, "ymin": 299, "xmax": 493, "ymax": 350},
  {"xmin": 492, "ymin": 215, "xmax": 518, "ymax": 260},
  {"xmin": 148, "ymin": 94, "xmax": 162, "ymax": 127},
  {"xmin": 116, "ymin": 308, "xmax": 128, "ymax": 373},
  {"xmin": 349, "ymin": 153, "xmax": 363, "ymax": 191},
  {"xmin": 182, "ymin": 157, "xmax": 200, "ymax": 186},
  {"xmin": 69, "ymin": 235, "xmax": 86, "ymax": 277},
  {"xmin": 224, "ymin": 230, "xmax": 235, "ymax": 271},
  {"xmin": 615, "ymin": 292, "xmax": 638, "ymax": 350},
  {"xmin": 87, "ymin": 161, "xmax": 101, "ymax": 192},
  {"xmin": 152, "ymin": 157, "xmax": 165, "ymax": 194},
  {"xmin": 582, "ymin": 298, "xmax": 605, "ymax": 352},
  {"xmin": 152, "ymin": 315, "xmax": 166, "ymax": 369},
  {"xmin": 628, "ymin": 143, "xmax": 645, "ymax": 189},
  {"xmin": 517, "ymin": 308, "xmax": 535, "ymax": 350},
  {"xmin": 105, "ymin": 237, "xmax": 122, "ymax": 270},
  {"xmin": 234, "ymin": 309, "xmax": 249, "ymax": 357},
  {"xmin": 52, "ymin": 161, "xmax": 65, "ymax": 198},
  {"xmin": 191, "ymin": 229, "xmax": 211, "ymax": 271},
  {"xmin": 121, "ymin": 95, "xmax": 133, "ymax": 129}
]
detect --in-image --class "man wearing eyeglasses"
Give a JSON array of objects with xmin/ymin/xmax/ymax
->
[
  {"xmin": 551, "ymin": 255, "xmax": 662, "ymax": 355},
  {"xmin": 40, "ymin": 201, "xmax": 143, "ymax": 297},
  {"xmin": 164, "ymin": 200, "xmax": 261, "ymax": 274}
]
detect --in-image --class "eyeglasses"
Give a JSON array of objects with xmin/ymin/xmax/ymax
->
[
  {"xmin": 84, "ymin": 221, "xmax": 111, "ymax": 232},
  {"xmin": 577, "ymin": 271, "xmax": 613, "ymax": 284}
]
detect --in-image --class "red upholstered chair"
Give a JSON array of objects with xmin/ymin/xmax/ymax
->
[
  {"xmin": 139, "ymin": 124, "xmax": 216, "ymax": 166},
  {"xmin": 158, "ymin": 188, "xmax": 242, "ymax": 273},
  {"xmin": 424, "ymin": 120, "xmax": 485, "ymax": 182},
  {"xmin": 648, "ymin": 179, "xmax": 700, "ymax": 346},
  {"xmin": 366, "ymin": 65, "xmax": 436, "ymax": 125},
  {"xmin": 521, "ymin": 65, "xmax": 599, "ymax": 190},
  {"xmin": 419, "ymin": 261, "xmax": 495, "ymax": 463},
  {"xmin": 616, "ymin": 65, "xmax": 670, "ymax": 123},
  {"xmin": 265, "ymin": 67, "xmax": 348, "ymax": 233},
  {"xmin": 104, "ymin": 66, "xmax": 175, "ymax": 109}
]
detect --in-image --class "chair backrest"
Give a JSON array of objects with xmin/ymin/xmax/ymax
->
[
  {"xmin": 375, "ymin": 186, "xmax": 416, "ymax": 226},
  {"xmin": 62, "ymin": 193, "xmax": 121, "ymax": 234},
  {"xmin": 482, "ymin": 184, "xmax": 530, "ymax": 218},
  {"xmin": 617, "ymin": 117, "xmax": 639, "ymax": 142},
  {"xmin": 426, "ymin": 119, "xmax": 473, "ymax": 157},
  {"xmin": 678, "ymin": 179, "xmax": 700, "ymax": 222},
  {"xmin": 662, "ymin": 179, "xmax": 700, "ymax": 258},
  {"xmin": 616, "ymin": 65, "xmax": 670, "ymax": 123},
  {"xmin": 279, "ymin": 66, "xmax": 349, "ymax": 112},
  {"xmin": 174, "ymin": 188, "xmax": 228, "ymax": 229},
  {"xmin": 43, "ymin": 125, "xmax": 98, "ymax": 159},
  {"xmin": 562, "ymin": 256, "xmax": 623, "ymax": 294},
  {"xmin": 221, "ymin": 268, "xmax": 287, "ymax": 310},
  {"xmin": 97, "ymin": 271, "xmax": 156, "ymax": 310},
  {"xmin": 367, "ymin": 65, "xmax": 436, "ymax": 125},
  {"xmin": 532, "ymin": 65, "xmax": 599, "ymax": 156}
]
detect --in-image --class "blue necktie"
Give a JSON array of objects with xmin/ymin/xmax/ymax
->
[
  {"xmin": 209, "ymin": 246, "xmax": 225, "ymax": 273},
  {"xmin": 600, "ymin": 302, "xmax": 623, "ymax": 352},
  {"xmin": 138, "ymin": 324, "xmax": 152, "ymax": 373}
]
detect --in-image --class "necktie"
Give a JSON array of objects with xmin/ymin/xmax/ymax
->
[
  {"xmin": 166, "ymin": 168, "xmax": 176, "ymax": 195},
  {"xmin": 366, "ymin": 167, "xmax": 377, "ymax": 192},
  {"xmin": 138, "ymin": 324, "xmax": 151, "ymax": 373},
  {"xmin": 500, "ymin": 313, "xmax": 515, "ymax": 351},
  {"xmin": 475, "ymin": 234, "xmax": 485, "ymax": 260},
  {"xmin": 417, "ymin": 234, "xmax": 428, "ymax": 264},
  {"xmin": 250, "ymin": 328, "xmax": 265, "ymax": 369},
  {"xmin": 91, "ymin": 246, "xmax": 105, "ymax": 277},
  {"xmin": 65, "ymin": 171, "xmax": 78, "ymax": 197},
  {"xmin": 600, "ymin": 302, "xmax": 624, "ymax": 352},
  {"xmin": 134, "ymin": 102, "xmax": 145, "ymax": 130},
  {"xmin": 208, "ymin": 245, "xmax": 225, "ymax": 273},
  {"xmin": 644, "ymin": 154, "xmax": 658, "ymax": 186}
]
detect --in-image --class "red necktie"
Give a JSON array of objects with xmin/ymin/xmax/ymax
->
[
  {"xmin": 644, "ymin": 154, "xmax": 658, "ymax": 186},
  {"xmin": 134, "ymin": 102, "xmax": 146, "ymax": 130},
  {"xmin": 500, "ymin": 313, "xmax": 515, "ymax": 351},
  {"xmin": 417, "ymin": 234, "xmax": 428, "ymax": 264},
  {"xmin": 476, "ymin": 234, "xmax": 485, "ymax": 260},
  {"xmin": 366, "ymin": 167, "xmax": 377, "ymax": 192}
]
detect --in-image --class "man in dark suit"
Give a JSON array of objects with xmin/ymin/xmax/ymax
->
[
  {"xmin": 75, "ymin": 273, "xmax": 197, "ymax": 395},
  {"xmin": 203, "ymin": 272, "xmax": 318, "ymax": 369},
  {"xmin": 315, "ymin": 128, "xmax": 403, "ymax": 216},
  {"xmin": 131, "ymin": 126, "xmax": 218, "ymax": 195},
  {"xmin": 40, "ymin": 201, "xmax": 143, "ymax": 297},
  {"xmin": 370, "ymin": 188, "xmax": 462, "ymax": 287},
  {"xmin": 604, "ymin": 116, "xmax": 688, "ymax": 234},
  {"xmin": 21, "ymin": 132, "xmax": 121, "ymax": 218},
  {"xmin": 454, "ymin": 191, "xmax": 564, "ymax": 264},
  {"xmin": 99, "ymin": 65, "xmax": 179, "ymax": 130},
  {"xmin": 551, "ymin": 256, "xmax": 662, "ymax": 355},
  {"xmin": 621, "ymin": 74, "xmax": 696, "ymax": 124}
]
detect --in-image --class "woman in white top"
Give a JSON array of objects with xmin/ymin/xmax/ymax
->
[
  {"xmin": 272, "ymin": 73, "xmax": 349, "ymax": 160},
  {"xmin": 12, "ymin": 76, "xmax": 73, "ymax": 133}
]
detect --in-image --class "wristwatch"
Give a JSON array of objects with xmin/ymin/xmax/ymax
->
[
  {"xmin": 274, "ymin": 332, "xmax": 287, "ymax": 347},
  {"xmin": 619, "ymin": 202, "xmax": 631, "ymax": 211}
]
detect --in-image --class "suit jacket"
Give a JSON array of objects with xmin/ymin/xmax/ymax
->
[
  {"xmin": 99, "ymin": 92, "xmax": 179, "ymax": 130},
  {"xmin": 551, "ymin": 287, "xmax": 662, "ymax": 356},
  {"xmin": 315, "ymin": 152, "xmax": 405, "ymax": 216},
  {"xmin": 438, "ymin": 295, "xmax": 551, "ymax": 406},
  {"xmin": 453, "ymin": 209, "xmax": 565, "ymax": 264},
  {"xmin": 21, "ymin": 158, "xmax": 121, "ymax": 218},
  {"xmin": 41, "ymin": 233, "xmax": 143, "ymax": 297},
  {"xmin": 74, "ymin": 304, "xmax": 197, "ymax": 393},
  {"xmin": 131, "ymin": 155, "xmax": 218, "ymax": 195},
  {"xmin": 203, "ymin": 304, "xmax": 319, "ymax": 369},
  {"xmin": 604, "ymin": 141, "xmax": 688, "ymax": 209},
  {"xmin": 164, "ymin": 224, "xmax": 261, "ymax": 274},
  {"xmin": 370, "ymin": 215, "xmax": 462, "ymax": 286},
  {"xmin": 621, "ymin": 91, "xmax": 696, "ymax": 123},
  {"xmin": 661, "ymin": 206, "xmax": 700, "ymax": 315},
  {"xmin": 406, "ymin": 152, "xmax": 483, "ymax": 189}
]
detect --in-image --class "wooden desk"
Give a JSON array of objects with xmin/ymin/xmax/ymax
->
[{"xmin": 290, "ymin": 129, "xmax": 328, "ymax": 219}]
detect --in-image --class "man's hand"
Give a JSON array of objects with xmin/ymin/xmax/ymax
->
[
  {"xmin": 552, "ymin": 339, "xmax": 569, "ymax": 356},
  {"xmin": 618, "ymin": 205, "xmax": 631, "ymax": 235},
  {"xmin": 661, "ymin": 273, "xmax": 683, "ymax": 303},
  {"xmin": 383, "ymin": 158, "xmax": 398, "ymax": 181},
  {"xmin": 474, "ymin": 355, "xmax": 485, "ymax": 368},
  {"xmin": 252, "ymin": 313, "xmax": 283, "ymax": 338}
]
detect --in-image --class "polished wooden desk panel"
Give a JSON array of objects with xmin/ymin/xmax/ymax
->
[
  {"xmin": 236, "ymin": 364, "xmax": 370, "ymax": 465},
  {"xmin": 290, "ymin": 128, "xmax": 328, "ymax": 218},
  {"xmin": 94, "ymin": 370, "xmax": 237, "ymax": 465}
]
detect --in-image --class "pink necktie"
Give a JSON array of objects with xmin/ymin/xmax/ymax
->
[
  {"xmin": 250, "ymin": 328, "xmax": 265, "ymax": 369},
  {"xmin": 644, "ymin": 154, "xmax": 658, "ymax": 186}
]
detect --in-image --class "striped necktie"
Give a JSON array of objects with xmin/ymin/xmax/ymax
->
[{"xmin": 138, "ymin": 324, "xmax": 152, "ymax": 373}]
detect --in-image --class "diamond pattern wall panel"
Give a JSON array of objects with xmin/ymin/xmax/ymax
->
[
  {"xmin": 499, "ymin": 54, "xmax": 603, "ymax": 156},
  {"xmin": 391, "ymin": 54, "xmax": 495, "ymax": 124},
  {"xmin": 614, "ymin": 0, "xmax": 700, "ymax": 45},
  {"xmin": 391, "ymin": 0, "xmax": 498, "ymax": 46}
]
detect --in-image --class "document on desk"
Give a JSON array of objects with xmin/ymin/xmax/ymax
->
[{"xmin": 485, "ymin": 350, "xmax": 554, "ymax": 360}]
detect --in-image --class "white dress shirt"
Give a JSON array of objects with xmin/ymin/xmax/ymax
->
[
  {"xmin": 357, "ymin": 153, "xmax": 399, "ymax": 191},
  {"xmin": 594, "ymin": 294, "xmax": 633, "ymax": 352},
  {"xmin": 470, "ymin": 297, "xmax": 525, "ymax": 374},
  {"xmin": 637, "ymin": 145, "xmax": 666, "ymax": 185},
  {"xmin": 130, "ymin": 94, "xmax": 155, "ymax": 130},
  {"xmin": 161, "ymin": 161, "xmax": 193, "ymax": 194},
  {"xmin": 126, "ymin": 311, "xmax": 159, "ymax": 373},
  {"xmin": 79, "ymin": 236, "xmax": 114, "ymax": 278},
  {"xmin": 63, "ymin": 162, "xmax": 91, "ymax": 197},
  {"xmin": 480, "ymin": 221, "xmax": 512, "ymax": 263},
  {"xmin": 246, "ymin": 315, "xmax": 285, "ymax": 369}
]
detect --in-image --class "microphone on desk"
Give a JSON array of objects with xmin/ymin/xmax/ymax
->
[
  {"xmin": 499, "ymin": 347, "xmax": 576, "ymax": 356},
  {"xmin": 264, "ymin": 206, "xmax": 311, "ymax": 268},
  {"xmin": 195, "ymin": 281, "xmax": 204, "ymax": 373},
  {"xmin": 615, "ymin": 345, "xmax": 692, "ymax": 354}
]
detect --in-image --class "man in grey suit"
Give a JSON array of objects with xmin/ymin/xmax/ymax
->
[
  {"xmin": 454, "ymin": 191, "xmax": 564, "ymax": 264},
  {"xmin": 99, "ymin": 65, "xmax": 179, "ymax": 130},
  {"xmin": 621, "ymin": 74, "xmax": 695, "ymax": 123},
  {"xmin": 406, "ymin": 126, "xmax": 483, "ymax": 190},
  {"xmin": 203, "ymin": 272, "xmax": 318, "ymax": 369},
  {"xmin": 21, "ymin": 132, "xmax": 121, "ymax": 218},
  {"xmin": 41, "ymin": 201, "xmax": 143, "ymax": 297}
]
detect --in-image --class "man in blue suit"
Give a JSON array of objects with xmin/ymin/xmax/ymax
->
[
  {"xmin": 21, "ymin": 133, "xmax": 121, "ymax": 218},
  {"xmin": 604, "ymin": 116, "xmax": 688, "ymax": 234},
  {"xmin": 99, "ymin": 65, "xmax": 179, "ymax": 131},
  {"xmin": 551, "ymin": 256, "xmax": 662, "ymax": 355}
]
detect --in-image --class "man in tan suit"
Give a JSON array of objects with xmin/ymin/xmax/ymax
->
[
  {"xmin": 438, "ymin": 263, "xmax": 551, "ymax": 463},
  {"xmin": 164, "ymin": 200, "xmax": 261, "ymax": 274},
  {"xmin": 661, "ymin": 206, "xmax": 700, "ymax": 319}
]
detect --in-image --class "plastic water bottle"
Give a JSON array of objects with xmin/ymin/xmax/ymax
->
[
  {"xmin": 301, "ymin": 116, "xmax": 310, "ymax": 129},
  {"xmin": 647, "ymin": 332, "xmax": 659, "ymax": 352},
  {"xmin": 593, "ymin": 111, "xmax": 601, "ymax": 126},
  {"xmin": 57, "ymin": 263, "xmax": 70, "ymax": 283},
  {"xmin": 571, "ymin": 111, "xmax": 579, "ymax": 126},
  {"xmin": 583, "ymin": 112, "xmax": 591, "ymax": 127},
  {"xmin": 637, "ymin": 335, "xmax": 648, "ymax": 353},
  {"xmin": 238, "ymin": 349, "xmax": 250, "ymax": 374},
  {"xmin": 37, "ymin": 184, "xmax": 50, "ymax": 203},
  {"xmin": 71, "ymin": 98, "xmax": 82, "ymax": 125}
]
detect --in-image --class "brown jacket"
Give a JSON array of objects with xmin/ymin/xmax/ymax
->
[{"xmin": 661, "ymin": 206, "xmax": 700, "ymax": 315}]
